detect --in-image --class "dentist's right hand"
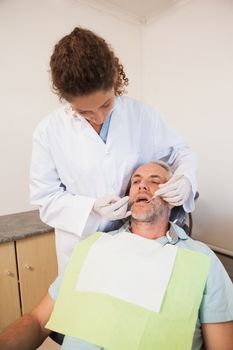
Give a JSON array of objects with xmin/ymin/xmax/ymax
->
[{"xmin": 93, "ymin": 194, "xmax": 131, "ymax": 220}]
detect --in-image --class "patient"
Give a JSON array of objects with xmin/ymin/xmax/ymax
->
[{"xmin": 0, "ymin": 161, "xmax": 232, "ymax": 350}]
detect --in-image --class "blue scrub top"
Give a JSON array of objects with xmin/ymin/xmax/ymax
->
[{"xmin": 99, "ymin": 112, "xmax": 112, "ymax": 143}]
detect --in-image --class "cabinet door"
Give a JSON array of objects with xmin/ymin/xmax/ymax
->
[
  {"xmin": 0, "ymin": 241, "xmax": 21, "ymax": 331},
  {"xmin": 16, "ymin": 232, "xmax": 58, "ymax": 314}
]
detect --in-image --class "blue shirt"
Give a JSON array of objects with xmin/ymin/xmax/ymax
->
[
  {"xmin": 49, "ymin": 223, "xmax": 233, "ymax": 350},
  {"xmin": 99, "ymin": 112, "xmax": 112, "ymax": 143}
]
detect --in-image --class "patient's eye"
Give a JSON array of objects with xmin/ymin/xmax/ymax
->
[
  {"xmin": 151, "ymin": 180, "xmax": 160, "ymax": 184},
  {"xmin": 132, "ymin": 179, "xmax": 140, "ymax": 185}
]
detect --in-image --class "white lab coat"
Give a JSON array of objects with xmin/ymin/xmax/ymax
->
[{"xmin": 30, "ymin": 96, "xmax": 197, "ymax": 272}]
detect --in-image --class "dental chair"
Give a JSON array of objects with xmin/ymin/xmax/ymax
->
[
  {"xmin": 50, "ymin": 331, "xmax": 64, "ymax": 345},
  {"xmin": 169, "ymin": 192, "xmax": 199, "ymax": 237}
]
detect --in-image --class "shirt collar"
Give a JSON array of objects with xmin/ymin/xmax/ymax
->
[{"xmin": 118, "ymin": 220, "xmax": 188, "ymax": 245}]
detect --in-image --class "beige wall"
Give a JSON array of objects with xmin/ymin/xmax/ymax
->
[
  {"xmin": 0, "ymin": 0, "xmax": 142, "ymax": 215},
  {"xmin": 142, "ymin": 0, "xmax": 233, "ymax": 251},
  {"xmin": 1, "ymin": 0, "xmax": 232, "ymax": 252}
]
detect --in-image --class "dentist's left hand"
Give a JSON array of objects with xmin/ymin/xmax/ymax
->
[
  {"xmin": 153, "ymin": 175, "xmax": 191, "ymax": 207},
  {"xmin": 93, "ymin": 194, "xmax": 131, "ymax": 220}
]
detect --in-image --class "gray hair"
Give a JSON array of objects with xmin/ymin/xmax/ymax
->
[
  {"xmin": 149, "ymin": 160, "xmax": 173, "ymax": 180},
  {"xmin": 126, "ymin": 160, "xmax": 173, "ymax": 196}
]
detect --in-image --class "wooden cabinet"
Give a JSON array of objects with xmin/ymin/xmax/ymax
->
[
  {"xmin": 0, "ymin": 242, "xmax": 21, "ymax": 330},
  {"xmin": 0, "ymin": 232, "xmax": 57, "ymax": 331},
  {"xmin": 16, "ymin": 232, "xmax": 58, "ymax": 314}
]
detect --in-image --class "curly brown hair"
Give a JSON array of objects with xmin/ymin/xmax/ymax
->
[{"xmin": 50, "ymin": 27, "xmax": 129, "ymax": 101}]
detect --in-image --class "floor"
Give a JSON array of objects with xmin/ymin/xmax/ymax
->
[{"xmin": 37, "ymin": 337, "xmax": 61, "ymax": 350}]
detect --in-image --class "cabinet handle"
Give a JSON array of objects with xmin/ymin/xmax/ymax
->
[
  {"xmin": 24, "ymin": 264, "xmax": 33, "ymax": 271},
  {"xmin": 4, "ymin": 270, "xmax": 14, "ymax": 277}
]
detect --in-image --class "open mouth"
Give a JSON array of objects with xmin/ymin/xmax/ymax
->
[
  {"xmin": 135, "ymin": 195, "xmax": 151, "ymax": 204},
  {"xmin": 135, "ymin": 198, "xmax": 148, "ymax": 203}
]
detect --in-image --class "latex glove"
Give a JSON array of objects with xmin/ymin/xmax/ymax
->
[
  {"xmin": 93, "ymin": 194, "xmax": 131, "ymax": 220},
  {"xmin": 153, "ymin": 175, "xmax": 192, "ymax": 206}
]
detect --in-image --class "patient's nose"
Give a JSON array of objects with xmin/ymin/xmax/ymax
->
[{"xmin": 139, "ymin": 180, "xmax": 148, "ymax": 190}]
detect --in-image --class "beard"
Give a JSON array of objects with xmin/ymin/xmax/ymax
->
[{"xmin": 130, "ymin": 198, "xmax": 168, "ymax": 223}]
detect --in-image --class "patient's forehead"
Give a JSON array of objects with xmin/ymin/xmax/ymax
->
[{"xmin": 131, "ymin": 163, "xmax": 169, "ymax": 181}]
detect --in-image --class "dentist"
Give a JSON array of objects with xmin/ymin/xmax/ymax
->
[{"xmin": 30, "ymin": 27, "xmax": 197, "ymax": 272}]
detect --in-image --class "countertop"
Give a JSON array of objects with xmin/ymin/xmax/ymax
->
[{"xmin": 0, "ymin": 210, "xmax": 53, "ymax": 243}]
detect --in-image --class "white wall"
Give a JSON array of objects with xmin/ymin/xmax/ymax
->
[
  {"xmin": 0, "ymin": 0, "xmax": 142, "ymax": 215},
  {"xmin": 1, "ymin": 0, "xmax": 232, "ymax": 253},
  {"xmin": 142, "ymin": 0, "xmax": 233, "ymax": 251}
]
